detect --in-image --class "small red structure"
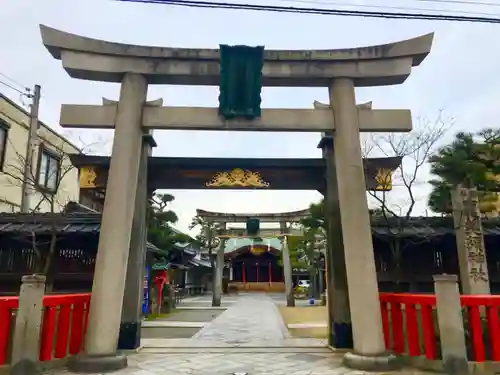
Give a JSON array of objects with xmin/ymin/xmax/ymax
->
[
  {"xmin": 152, "ymin": 270, "xmax": 169, "ymax": 310},
  {"xmin": 380, "ymin": 293, "xmax": 500, "ymax": 362},
  {"xmin": 0, "ymin": 293, "xmax": 90, "ymax": 365}
]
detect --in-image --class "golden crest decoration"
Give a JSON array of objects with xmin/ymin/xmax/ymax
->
[
  {"xmin": 79, "ymin": 167, "xmax": 97, "ymax": 188},
  {"xmin": 374, "ymin": 168, "xmax": 392, "ymax": 191},
  {"xmin": 250, "ymin": 245, "xmax": 266, "ymax": 256},
  {"xmin": 206, "ymin": 168, "xmax": 270, "ymax": 188}
]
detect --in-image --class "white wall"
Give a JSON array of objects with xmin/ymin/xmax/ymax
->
[{"xmin": 0, "ymin": 95, "xmax": 80, "ymax": 213}]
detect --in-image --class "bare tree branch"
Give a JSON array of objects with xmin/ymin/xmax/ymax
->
[{"xmin": 361, "ymin": 111, "xmax": 453, "ymax": 288}]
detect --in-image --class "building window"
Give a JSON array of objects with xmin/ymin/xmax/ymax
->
[
  {"xmin": 0, "ymin": 121, "xmax": 9, "ymax": 170},
  {"xmin": 37, "ymin": 147, "xmax": 60, "ymax": 192}
]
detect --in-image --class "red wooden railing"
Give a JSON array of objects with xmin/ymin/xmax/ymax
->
[
  {"xmin": 0, "ymin": 293, "xmax": 91, "ymax": 365},
  {"xmin": 380, "ymin": 293, "xmax": 500, "ymax": 362}
]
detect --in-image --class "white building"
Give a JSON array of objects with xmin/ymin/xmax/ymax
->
[{"xmin": 0, "ymin": 93, "xmax": 80, "ymax": 213}]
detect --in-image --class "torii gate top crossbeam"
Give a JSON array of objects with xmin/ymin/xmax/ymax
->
[
  {"xmin": 39, "ymin": 25, "xmax": 433, "ymax": 87},
  {"xmin": 196, "ymin": 209, "xmax": 309, "ymax": 223}
]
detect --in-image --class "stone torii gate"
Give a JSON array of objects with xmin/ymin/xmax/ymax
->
[
  {"xmin": 196, "ymin": 208, "xmax": 309, "ymax": 308},
  {"xmin": 39, "ymin": 24, "xmax": 433, "ymax": 372}
]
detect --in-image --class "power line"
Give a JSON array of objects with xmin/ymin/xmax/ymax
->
[
  {"xmin": 115, "ymin": 0, "xmax": 500, "ymax": 23},
  {"xmin": 0, "ymin": 80, "xmax": 30, "ymax": 97},
  {"xmin": 0, "ymin": 73, "xmax": 29, "ymax": 92},
  {"xmin": 264, "ymin": 0, "xmax": 500, "ymax": 18},
  {"xmin": 415, "ymin": 0, "xmax": 500, "ymax": 7}
]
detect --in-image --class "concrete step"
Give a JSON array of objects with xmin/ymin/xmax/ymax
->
[
  {"xmin": 142, "ymin": 321, "xmax": 207, "ymax": 328},
  {"xmin": 140, "ymin": 338, "xmax": 328, "ymax": 349}
]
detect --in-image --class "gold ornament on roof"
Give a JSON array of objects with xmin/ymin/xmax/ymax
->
[
  {"xmin": 375, "ymin": 168, "xmax": 392, "ymax": 191},
  {"xmin": 79, "ymin": 167, "xmax": 97, "ymax": 188},
  {"xmin": 250, "ymin": 245, "xmax": 266, "ymax": 256},
  {"xmin": 206, "ymin": 168, "xmax": 270, "ymax": 188}
]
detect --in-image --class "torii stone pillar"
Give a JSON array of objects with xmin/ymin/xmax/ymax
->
[
  {"xmin": 213, "ymin": 223, "xmax": 227, "ymax": 307},
  {"xmin": 319, "ymin": 132, "xmax": 352, "ymax": 349},
  {"xmin": 118, "ymin": 129, "xmax": 157, "ymax": 350},
  {"xmin": 329, "ymin": 79, "xmax": 397, "ymax": 369},
  {"xmin": 280, "ymin": 221, "xmax": 295, "ymax": 307},
  {"xmin": 68, "ymin": 73, "xmax": 148, "ymax": 373}
]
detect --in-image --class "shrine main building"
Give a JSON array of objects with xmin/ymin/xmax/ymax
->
[{"xmin": 195, "ymin": 208, "xmax": 308, "ymax": 293}]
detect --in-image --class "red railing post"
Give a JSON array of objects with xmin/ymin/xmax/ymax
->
[
  {"xmin": 420, "ymin": 303, "xmax": 437, "ymax": 360},
  {"xmin": 467, "ymin": 305, "xmax": 485, "ymax": 362},
  {"xmin": 0, "ymin": 298, "xmax": 17, "ymax": 365},
  {"xmin": 39, "ymin": 306, "xmax": 57, "ymax": 361},
  {"xmin": 487, "ymin": 305, "xmax": 500, "ymax": 361},
  {"xmin": 391, "ymin": 301, "xmax": 405, "ymax": 354},
  {"xmin": 69, "ymin": 300, "xmax": 85, "ymax": 355},
  {"xmin": 405, "ymin": 302, "xmax": 420, "ymax": 356},
  {"xmin": 380, "ymin": 299, "xmax": 390, "ymax": 350}
]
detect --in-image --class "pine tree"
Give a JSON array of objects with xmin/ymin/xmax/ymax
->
[{"xmin": 428, "ymin": 129, "xmax": 500, "ymax": 214}]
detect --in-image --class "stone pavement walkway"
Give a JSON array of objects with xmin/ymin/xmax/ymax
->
[
  {"xmin": 142, "ymin": 293, "xmax": 326, "ymax": 348},
  {"xmin": 191, "ymin": 293, "xmax": 289, "ymax": 343}
]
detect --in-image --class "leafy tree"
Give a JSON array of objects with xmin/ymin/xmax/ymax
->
[
  {"xmin": 189, "ymin": 216, "xmax": 221, "ymax": 263},
  {"xmin": 147, "ymin": 193, "xmax": 190, "ymax": 257},
  {"xmin": 283, "ymin": 199, "xmax": 327, "ymax": 298},
  {"xmin": 284, "ymin": 235, "xmax": 309, "ymax": 269},
  {"xmin": 428, "ymin": 129, "xmax": 500, "ymax": 215},
  {"xmin": 189, "ymin": 215, "xmax": 221, "ymax": 303}
]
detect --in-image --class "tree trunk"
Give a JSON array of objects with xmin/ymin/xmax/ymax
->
[
  {"xmin": 43, "ymin": 231, "xmax": 58, "ymax": 293},
  {"xmin": 309, "ymin": 268, "xmax": 318, "ymax": 300},
  {"xmin": 211, "ymin": 271, "xmax": 219, "ymax": 306},
  {"xmin": 318, "ymin": 268, "xmax": 324, "ymax": 295},
  {"xmin": 391, "ymin": 239, "xmax": 404, "ymax": 292}
]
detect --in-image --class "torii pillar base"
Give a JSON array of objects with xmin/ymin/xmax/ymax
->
[
  {"xmin": 67, "ymin": 353, "xmax": 128, "ymax": 374},
  {"xmin": 343, "ymin": 352, "xmax": 401, "ymax": 372}
]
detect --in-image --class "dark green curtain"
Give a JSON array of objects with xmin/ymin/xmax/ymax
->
[{"xmin": 218, "ymin": 44, "xmax": 264, "ymax": 120}]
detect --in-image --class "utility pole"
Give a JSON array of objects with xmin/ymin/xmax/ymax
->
[{"xmin": 20, "ymin": 85, "xmax": 41, "ymax": 213}]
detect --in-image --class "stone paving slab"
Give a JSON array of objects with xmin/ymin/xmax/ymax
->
[
  {"xmin": 160, "ymin": 309, "xmax": 224, "ymax": 323},
  {"xmin": 288, "ymin": 323, "xmax": 328, "ymax": 329},
  {"xmin": 176, "ymin": 306, "xmax": 227, "ymax": 310}
]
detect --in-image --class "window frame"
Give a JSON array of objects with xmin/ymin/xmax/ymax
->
[
  {"xmin": 0, "ymin": 120, "xmax": 10, "ymax": 171},
  {"xmin": 36, "ymin": 144, "xmax": 61, "ymax": 194}
]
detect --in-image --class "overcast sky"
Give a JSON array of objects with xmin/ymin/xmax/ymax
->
[{"xmin": 1, "ymin": 0, "xmax": 500, "ymax": 233}]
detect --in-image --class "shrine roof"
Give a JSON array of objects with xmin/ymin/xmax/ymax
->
[
  {"xmin": 0, "ymin": 202, "xmax": 198, "ymax": 256},
  {"xmin": 223, "ymin": 237, "xmax": 283, "ymax": 254},
  {"xmin": 371, "ymin": 216, "xmax": 500, "ymax": 237}
]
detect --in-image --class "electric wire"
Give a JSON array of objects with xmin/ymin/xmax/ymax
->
[
  {"xmin": 0, "ymin": 73, "xmax": 29, "ymax": 92},
  {"xmin": 247, "ymin": 0, "xmax": 500, "ymax": 18},
  {"xmin": 0, "ymin": 80, "xmax": 28, "ymax": 96},
  {"xmin": 415, "ymin": 0, "xmax": 500, "ymax": 7},
  {"xmin": 115, "ymin": 0, "xmax": 500, "ymax": 23}
]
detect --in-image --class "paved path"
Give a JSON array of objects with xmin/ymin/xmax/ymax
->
[{"xmin": 191, "ymin": 293, "xmax": 289, "ymax": 344}]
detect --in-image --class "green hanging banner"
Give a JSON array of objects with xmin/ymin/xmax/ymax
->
[
  {"xmin": 246, "ymin": 218, "xmax": 260, "ymax": 237},
  {"xmin": 218, "ymin": 44, "xmax": 264, "ymax": 120}
]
